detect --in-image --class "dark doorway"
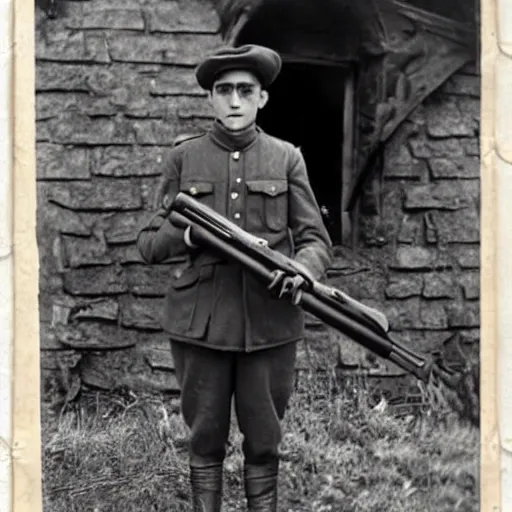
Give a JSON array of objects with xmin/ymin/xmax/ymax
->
[{"xmin": 256, "ymin": 63, "xmax": 349, "ymax": 244}]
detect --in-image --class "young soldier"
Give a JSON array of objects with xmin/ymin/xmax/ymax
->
[{"xmin": 137, "ymin": 45, "xmax": 333, "ymax": 511}]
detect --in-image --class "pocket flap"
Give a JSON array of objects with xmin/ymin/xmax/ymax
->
[
  {"xmin": 171, "ymin": 264, "xmax": 214, "ymax": 289},
  {"xmin": 246, "ymin": 180, "xmax": 288, "ymax": 197},
  {"xmin": 180, "ymin": 181, "xmax": 214, "ymax": 196}
]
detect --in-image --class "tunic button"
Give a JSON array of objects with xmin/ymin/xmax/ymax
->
[
  {"xmin": 232, "ymin": 151, "xmax": 240, "ymax": 160},
  {"xmin": 270, "ymin": 185, "xmax": 276, "ymax": 193},
  {"xmin": 236, "ymin": 178, "xmax": 242, "ymax": 184},
  {"xmin": 234, "ymin": 213, "xmax": 241, "ymax": 219},
  {"xmin": 189, "ymin": 186, "xmax": 198, "ymax": 195},
  {"xmin": 231, "ymin": 192, "xmax": 239, "ymax": 200}
]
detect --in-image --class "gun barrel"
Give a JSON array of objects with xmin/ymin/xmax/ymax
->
[{"xmin": 169, "ymin": 209, "xmax": 433, "ymax": 382}]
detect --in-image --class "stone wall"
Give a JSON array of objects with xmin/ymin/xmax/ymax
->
[
  {"xmin": 35, "ymin": 0, "xmax": 480, "ymax": 401},
  {"xmin": 351, "ymin": 67, "xmax": 480, "ymax": 369}
]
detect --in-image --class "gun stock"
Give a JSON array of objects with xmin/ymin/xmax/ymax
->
[{"xmin": 169, "ymin": 193, "xmax": 433, "ymax": 382}]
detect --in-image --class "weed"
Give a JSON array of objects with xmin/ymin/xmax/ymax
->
[{"xmin": 41, "ymin": 369, "xmax": 479, "ymax": 512}]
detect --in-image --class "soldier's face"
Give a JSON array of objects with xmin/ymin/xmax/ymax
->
[{"xmin": 209, "ymin": 70, "xmax": 269, "ymax": 131}]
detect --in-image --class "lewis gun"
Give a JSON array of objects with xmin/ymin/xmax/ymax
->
[{"xmin": 168, "ymin": 192, "xmax": 433, "ymax": 383}]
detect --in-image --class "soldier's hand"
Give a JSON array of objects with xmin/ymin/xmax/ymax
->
[{"xmin": 267, "ymin": 270, "xmax": 306, "ymax": 305}]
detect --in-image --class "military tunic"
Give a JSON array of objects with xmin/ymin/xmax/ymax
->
[{"xmin": 137, "ymin": 121, "xmax": 333, "ymax": 351}]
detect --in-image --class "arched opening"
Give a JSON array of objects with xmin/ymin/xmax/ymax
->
[{"xmin": 255, "ymin": 62, "xmax": 350, "ymax": 244}]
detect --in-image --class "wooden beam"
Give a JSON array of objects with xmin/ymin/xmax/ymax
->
[
  {"xmin": 391, "ymin": 0, "xmax": 476, "ymax": 45},
  {"xmin": 341, "ymin": 69, "xmax": 356, "ymax": 245}
]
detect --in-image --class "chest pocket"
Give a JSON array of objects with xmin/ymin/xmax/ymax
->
[
  {"xmin": 246, "ymin": 179, "xmax": 288, "ymax": 232},
  {"xmin": 180, "ymin": 181, "xmax": 215, "ymax": 209}
]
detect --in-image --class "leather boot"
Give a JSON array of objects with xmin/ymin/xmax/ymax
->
[
  {"xmin": 243, "ymin": 460, "xmax": 279, "ymax": 511},
  {"xmin": 190, "ymin": 463, "xmax": 223, "ymax": 512}
]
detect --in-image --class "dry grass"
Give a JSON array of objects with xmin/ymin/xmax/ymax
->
[{"xmin": 41, "ymin": 373, "xmax": 479, "ymax": 512}]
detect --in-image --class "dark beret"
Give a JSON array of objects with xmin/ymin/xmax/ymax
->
[{"xmin": 195, "ymin": 44, "xmax": 282, "ymax": 90}]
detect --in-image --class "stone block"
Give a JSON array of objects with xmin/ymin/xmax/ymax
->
[
  {"xmin": 126, "ymin": 95, "xmax": 211, "ymax": 120},
  {"xmin": 408, "ymin": 137, "xmax": 464, "ymax": 158},
  {"xmin": 37, "ymin": 121, "xmax": 51, "ymax": 142},
  {"xmin": 50, "ymin": 113, "xmax": 136, "ymax": 145},
  {"xmin": 92, "ymin": 146, "xmax": 170, "ymax": 177},
  {"xmin": 40, "ymin": 347, "xmax": 81, "ymax": 369},
  {"xmin": 36, "ymin": 63, "xmax": 145, "ymax": 98},
  {"xmin": 452, "ymin": 245, "xmax": 480, "ymax": 269},
  {"xmin": 459, "ymin": 328, "xmax": 480, "ymax": 345},
  {"xmin": 45, "ymin": 297, "xmax": 120, "ymax": 325},
  {"xmin": 150, "ymin": 67, "xmax": 206, "ymax": 96},
  {"xmin": 462, "ymin": 138, "xmax": 480, "ymax": 156},
  {"xmin": 37, "ymin": 32, "xmax": 110, "ymax": 63},
  {"xmin": 127, "ymin": 265, "xmax": 174, "ymax": 297},
  {"xmin": 36, "ymin": 63, "xmax": 90, "ymax": 92},
  {"xmin": 328, "ymin": 270, "xmax": 386, "ymax": 300},
  {"xmin": 40, "ymin": 321, "xmax": 72, "ymax": 350},
  {"xmin": 385, "ymin": 127, "xmax": 417, "ymax": 165},
  {"xmin": 121, "ymin": 297, "xmax": 163, "ymax": 331},
  {"xmin": 443, "ymin": 74, "xmax": 481, "ymax": 97},
  {"xmin": 62, "ymin": 235, "xmax": 112, "ymax": 268},
  {"xmin": 385, "ymin": 275, "xmax": 423, "ymax": 299},
  {"xmin": 458, "ymin": 271, "xmax": 480, "ymax": 299},
  {"xmin": 143, "ymin": 346, "xmax": 175, "ymax": 372},
  {"xmin": 66, "ymin": 8, "xmax": 145, "ymax": 30},
  {"xmin": 108, "ymin": 34, "xmax": 220, "ymax": 65},
  {"xmin": 385, "ymin": 299, "xmax": 421, "ymax": 330},
  {"xmin": 175, "ymin": 98, "xmax": 215, "ymax": 120},
  {"xmin": 133, "ymin": 119, "xmax": 177, "ymax": 145},
  {"xmin": 140, "ymin": 334, "xmax": 173, "ymax": 353},
  {"xmin": 404, "ymin": 183, "xmax": 468, "ymax": 211},
  {"xmin": 123, "ymin": 96, "xmax": 171, "ymax": 119},
  {"xmin": 37, "ymin": 143, "xmax": 90, "ymax": 180},
  {"xmin": 54, "ymin": 322, "xmax": 136, "ymax": 350},
  {"xmin": 383, "ymin": 160, "xmax": 427, "ymax": 180},
  {"xmin": 83, "ymin": 66, "xmax": 128, "ymax": 96},
  {"xmin": 391, "ymin": 246, "xmax": 452, "ymax": 271},
  {"xmin": 71, "ymin": 299, "xmax": 120, "ymax": 322},
  {"xmin": 104, "ymin": 211, "xmax": 154, "ymax": 244},
  {"xmin": 456, "ymin": 97, "xmax": 480, "ymax": 131},
  {"xmin": 47, "ymin": 181, "xmax": 142, "ymax": 211},
  {"xmin": 425, "ymin": 97, "xmax": 475, "ymax": 138},
  {"xmin": 459, "ymin": 180, "xmax": 480, "ymax": 204},
  {"xmin": 447, "ymin": 302, "xmax": 480, "ymax": 328},
  {"xmin": 439, "ymin": 332, "xmax": 479, "ymax": 369},
  {"xmin": 37, "ymin": 185, "xmax": 91, "ymax": 235},
  {"xmin": 111, "ymin": 245, "xmax": 146, "ymax": 264},
  {"xmin": 37, "ymin": 236, "xmax": 66, "ymax": 300},
  {"xmin": 147, "ymin": 1, "xmax": 220, "ymax": 33},
  {"xmin": 63, "ymin": 265, "xmax": 128, "ymax": 296},
  {"xmin": 133, "ymin": 118, "xmax": 209, "ymax": 145},
  {"xmin": 422, "ymin": 273, "xmax": 455, "ymax": 299},
  {"xmin": 428, "ymin": 157, "xmax": 480, "ymax": 179},
  {"xmin": 80, "ymin": 347, "xmax": 180, "ymax": 392},
  {"xmin": 419, "ymin": 301, "xmax": 449, "ymax": 329},
  {"xmin": 435, "ymin": 209, "xmax": 480, "ymax": 243},
  {"xmin": 36, "ymin": 92, "xmax": 79, "ymax": 121}
]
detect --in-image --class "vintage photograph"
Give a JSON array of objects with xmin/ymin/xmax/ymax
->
[{"xmin": 35, "ymin": 0, "xmax": 481, "ymax": 510}]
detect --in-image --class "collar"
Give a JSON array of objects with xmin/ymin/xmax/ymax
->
[{"xmin": 208, "ymin": 119, "xmax": 260, "ymax": 151}]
